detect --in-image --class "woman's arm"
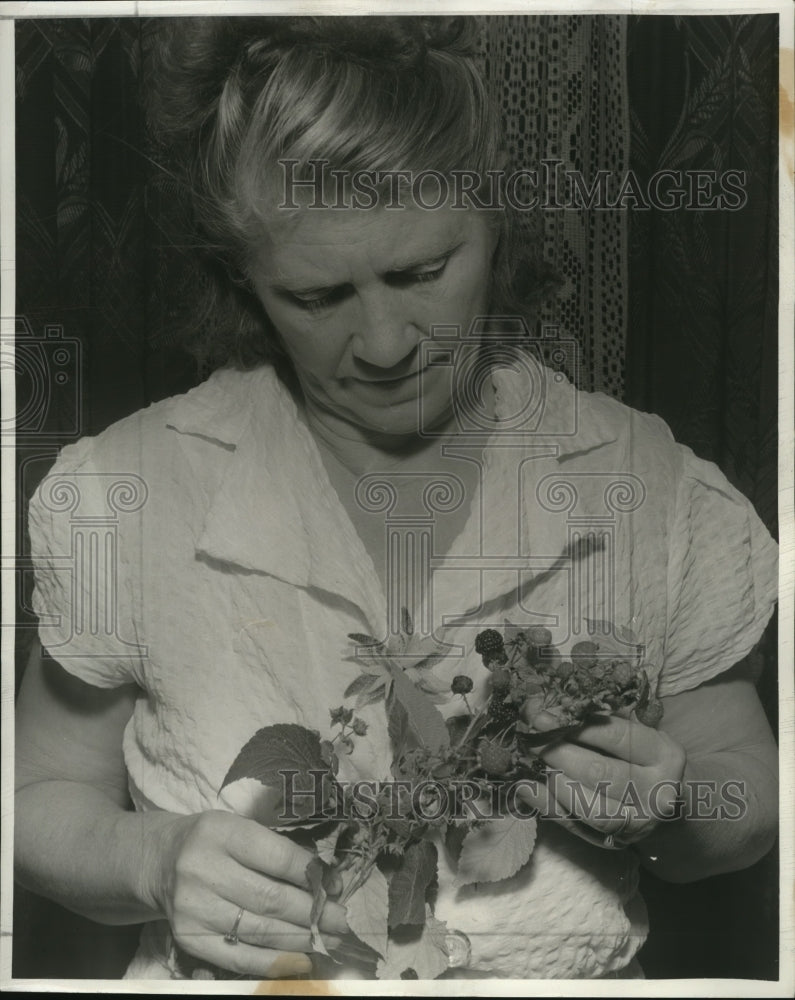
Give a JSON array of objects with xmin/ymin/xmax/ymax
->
[
  {"xmin": 15, "ymin": 643, "xmax": 353, "ymax": 976},
  {"xmin": 634, "ymin": 659, "xmax": 778, "ymax": 882},
  {"xmin": 14, "ymin": 642, "xmax": 163, "ymax": 924}
]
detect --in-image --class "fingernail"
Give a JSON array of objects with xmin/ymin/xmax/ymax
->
[{"xmin": 534, "ymin": 711, "xmax": 562, "ymax": 731}]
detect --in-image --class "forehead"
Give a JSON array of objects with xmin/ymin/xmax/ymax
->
[{"xmin": 249, "ymin": 203, "xmax": 488, "ymax": 280}]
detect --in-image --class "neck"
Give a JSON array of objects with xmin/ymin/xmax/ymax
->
[{"xmin": 301, "ymin": 396, "xmax": 460, "ymax": 477}]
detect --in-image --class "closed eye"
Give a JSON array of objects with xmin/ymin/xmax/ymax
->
[
  {"xmin": 289, "ymin": 284, "xmax": 352, "ymax": 313},
  {"xmin": 386, "ymin": 260, "xmax": 448, "ymax": 288},
  {"xmin": 284, "ymin": 249, "xmax": 456, "ymax": 313}
]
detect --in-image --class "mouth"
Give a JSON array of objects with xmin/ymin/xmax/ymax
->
[{"xmin": 353, "ymin": 368, "xmax": 427, "ymax": 386}]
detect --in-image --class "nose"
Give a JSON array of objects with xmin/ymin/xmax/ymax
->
[{"xmin": 350, "ymin": 292, "xmax": 421, "ymax": 373}]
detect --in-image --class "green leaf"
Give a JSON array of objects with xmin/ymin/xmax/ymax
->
[
  {"xmin": 344, "ymin": 673, "xmax": 379, "ymax": 699},
  {"xmin": 348, "ymin": 632, "xmax": 384, "ymax": 647},
  {"xmin": 444, "ymin": 823, "xmax": 468, "ymax": 864},
  {"xmin": 306, "ymin": 857, "xmax": 330, "ymax": 956},
  {"xmin": 376, "ymin": 913, "xmax": 449, "ymax": 980},
  {"xmin": 315, "ymin": 825, "xmax": 343, "ymax": 865},
  {"xmin": 356, "ymin": 681, "xmax": 386, "ymax": 709},
  {"xmin": 583, "ymin": 618, "xmax": 643, "ymax": 663},
  {"xmin": 221, "ymin": 724, "xmax": 328, "ymax": 792},
  {"xmin": 445, "ymin": 714, "xmax": 471, "ymax": 747},
  {"xmin": 455, "ymin": 815, "xmax": 538, "ymax": 887},
  {"xmin": 346, "ymin": 866, "xmax": 389, "ymax": 958},
  {"xmin": 386, "ymin": 662, "xmax": 450, "ymax": 755},
  {"xmin": 387, "ymin": 685, "xmax": 410, "ymax": 759},
  {"xmin": 388, "ymin": 840, "xmax": 438, "ymax": 929}
]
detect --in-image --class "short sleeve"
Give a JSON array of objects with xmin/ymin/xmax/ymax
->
[
  {"xmin": 658, "ymin": 447, "xmax": 778, "ymax": 697},
  {"xmin": 28, "ymin": 438, "xmax": 146, "ymax": 689}
]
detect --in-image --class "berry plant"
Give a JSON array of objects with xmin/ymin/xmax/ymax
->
[{"xmin": 180, "ymin": 613, "xmax": 661, "ymax": 980}]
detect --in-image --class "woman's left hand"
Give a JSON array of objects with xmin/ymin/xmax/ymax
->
[{"xmin": 520, "ymin": 710, "xmax": 687, "ymax": 849}]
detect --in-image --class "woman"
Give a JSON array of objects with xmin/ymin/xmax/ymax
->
[{"xmin": 15, "ymin": 16, "xmax": 778, "ymax": 981}]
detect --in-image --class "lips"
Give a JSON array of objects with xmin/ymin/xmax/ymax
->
[{"xmin": 353, "ymin": 368, "xmax": 426, "ymax": 386}]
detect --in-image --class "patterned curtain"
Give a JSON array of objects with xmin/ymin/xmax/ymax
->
[
  {"xmin": 625, "ymin": 14, "xmax": 779, "ymax": 983},
  {"xmin": 475, "ymin": 15, "xmax": 629, "ymax": 396}
]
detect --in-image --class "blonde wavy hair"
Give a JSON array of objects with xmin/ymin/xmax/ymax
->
[{"xmin": 146, "ymin": 16, "xmax": 559, "ymax": 369}]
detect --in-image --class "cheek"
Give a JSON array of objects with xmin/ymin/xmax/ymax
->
[{"xmin": 261, "ymin": 301, "xmax": 345, "ymax": 373}]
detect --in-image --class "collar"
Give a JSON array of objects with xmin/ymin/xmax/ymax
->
[{"xmin": 164, "ymin": 364, "xmax": 623, "ymax": 632}]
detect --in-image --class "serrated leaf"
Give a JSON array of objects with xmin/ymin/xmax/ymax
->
[
  {"xmin": 344, "ymin": 673, "xmax": 379, "ymax": 698},
  {"xmin": 221, "ymin": 724, "xmax": 328, "ymax": 792},
  {"xmin": 444, "ymin": 823, "xmax": 468, "ymax": 864},
  {"xmin": 348, "ymin": 631, "xmax": 383, "ymax": 646},
  {"xmin": 306, "ymin": 857, "xmax": 330, "ymax": 956},
  {"xmin": 388, "ymin": 840, "xmax": 438, "ymax": 928},
  {"xmin": 346, "ymin": 866, "xmax": 389, "ymax": 958},
  {"xmin": 445, "ymin": 714, "xmax": 471, "ymax": 747},
  {"xmin": 315, "ymin": 825, "xmax": 343, "ymax": 865},
  {"xmin": 387, "ymin": 662, "xmax": 450, "ymax": 755},
  {"xmin": 455, "ymin": 815, "xmax": 537, "ymax": 887},
  {"xmin": 356, "ymin": 681, "xmax": 387, "ymax": 709},
  {"xmin": 376, "ymin": 914, "xmax": 449, "ymax": 980},
  {"xmin": 387, "ymin": 687, "xmax": 410, "ymax": 761}
]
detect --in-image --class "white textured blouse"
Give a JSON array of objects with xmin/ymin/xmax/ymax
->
[{"xmin": 28, "ymin": 363, "xmax": 778, "ymax": 980}]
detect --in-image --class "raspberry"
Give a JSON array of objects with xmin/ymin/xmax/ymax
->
[
  {"xmin": 352, "ymin": 717, "xmax": 368, "ymax": 736},
  {"xmin": 571, "ymin": 641, "xmax": 599, "ymax": 667},
  {"xmin": 491, "ymin": 667, "xmax": 512, "ymax": 694},
  {"xmin": 451, "ymin": 675, "xmax": 474, "ymax": 695},
  {"xmin": 610, "ymin": 660, "xmax": 633, "ymax": 687},
  {"xmin": 475, "ymin": 629, "xmax": 504, "ymax": 657},
  {"xmin": 478, "ymin": 739, "xmax": 514, "ymax": 775},
  {"xmin": 487, "ymin": 695, "xmax": 519, "ymax": 725},
  {"xmin": 526, "ymin": 626, "xmax": 553, "ymax": 648}
]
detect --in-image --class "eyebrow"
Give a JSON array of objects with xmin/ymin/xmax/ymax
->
[{"xmin": 271, "ymin": 239, "xmax": 464, "ymax": 298}]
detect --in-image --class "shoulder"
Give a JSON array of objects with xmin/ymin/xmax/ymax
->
[{"xmin": 42, "ymin": 365, "xmax": 277, "ymax": 480}]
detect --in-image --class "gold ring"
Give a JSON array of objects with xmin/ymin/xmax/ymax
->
[
  {"xmin": 603, "ymin": 806, "xmax": 631, "ymax": 850},
  {"xmin": 224, "ymin": 906, "xmax": 245, "ymax": 945}
]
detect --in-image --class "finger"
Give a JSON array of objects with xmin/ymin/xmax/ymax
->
[
  {"xmin": 235, "ymin": 917, "xmax": 373, "ymax": 963},
  {"xmin": 221, "ymin": 871, "xmax": 350, "ymax": 937},
  {"xmin": 544, "ymin": 776, "xmax": 651, "ymax": 837},
  {"xmin": 226, "ymin": 822, "xmax": 315, "ymax": 889},
  {"xmin": 542, "ymin": 742, "xmax": 636, "ymax": 794},
  {"xmin": 566, "ymin": 715, "xmax": 677, "ymax": 768},
  {"xmin": 529, "ymin": 710, "xmax": 570, "ymax": 732},
  {"xmin": 208, "ymin": 941, "xmax": 314, "ymax": 979}
]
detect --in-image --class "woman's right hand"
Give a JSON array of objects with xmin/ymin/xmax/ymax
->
[{"xmin": 148, "ymin": 810, "xmax": 357, "ymax": 978}]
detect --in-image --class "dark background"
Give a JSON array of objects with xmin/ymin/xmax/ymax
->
[{"xmin": 13, "ymin": 14, "xmax": 779, "ymax": 981}]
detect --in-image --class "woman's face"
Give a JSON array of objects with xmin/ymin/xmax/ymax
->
[{"xmin": 248, "ymin": 203, "xmax": 497, "ymax": 439}]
